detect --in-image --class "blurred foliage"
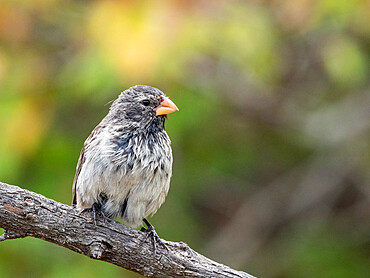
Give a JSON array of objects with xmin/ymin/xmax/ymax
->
[{"xmin": 0, "ymin": 0, "xmax": 369, "ymax": 277}]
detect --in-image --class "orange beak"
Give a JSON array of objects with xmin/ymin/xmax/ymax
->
[{"xmin": 155, "ymin": 96, "xmax": 179, "ymax": 116}]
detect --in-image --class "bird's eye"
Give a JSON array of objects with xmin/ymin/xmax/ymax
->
[{"xmin": 142, "ymin": 99, "xmax": 150, "ymax": 106}]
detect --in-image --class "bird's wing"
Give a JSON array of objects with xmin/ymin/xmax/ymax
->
[
  {"xmin": 72, "ymin": 145, "xmax": 85, "ymax": 206},
  {"xmin": 72, "ymin": 125, "xmax": 102, "ymax": 206}
]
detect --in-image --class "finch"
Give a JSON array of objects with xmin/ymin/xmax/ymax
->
[{"xmin": 72, "ymin": 85, "xmax": 178, "ymax": 243}]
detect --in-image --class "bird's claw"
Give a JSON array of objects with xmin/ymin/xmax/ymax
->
[
  {"xmin": 79, "ymin": 204, "xmax": 107, "ymax": 226},
  {"xmin": 142, "ymin": 218, "xmax": 169, "ymax": 255}
]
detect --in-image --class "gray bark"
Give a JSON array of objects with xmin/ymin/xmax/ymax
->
[{"xmin": 0, "ymin": 182, "xmax": 255, "ymax": 278}]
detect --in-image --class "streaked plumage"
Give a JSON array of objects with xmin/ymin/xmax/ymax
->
[{"xmin": 72, "ymin": 85, "xmax": 178, "ymax": 228}]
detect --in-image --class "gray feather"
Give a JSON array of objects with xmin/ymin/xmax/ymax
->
[{"xmin": 72, "ymin": 85, "xmax": 173, "ymax": 227}]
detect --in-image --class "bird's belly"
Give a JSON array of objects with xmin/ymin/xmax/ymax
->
[
  {"xmin": 99, "ymin": 156, "xmax": 171, "ymax": 227},
  {"xmin": 76, "ymin": 132, "xmax": 172, "ymax": 227}
]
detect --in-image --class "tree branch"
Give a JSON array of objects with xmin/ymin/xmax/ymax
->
[{"xmin": 0, "ymin": 182, "xmax": 255, "ymax": 278}]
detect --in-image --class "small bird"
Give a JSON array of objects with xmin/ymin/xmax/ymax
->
[{"xmin": 72, "ymin": 85, "xmax": 178, "ymax": 246}]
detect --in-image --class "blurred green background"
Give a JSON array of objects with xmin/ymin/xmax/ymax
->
[{"xmin": 0, "ymin": 0, "xmax": 369, "ymax": 277}]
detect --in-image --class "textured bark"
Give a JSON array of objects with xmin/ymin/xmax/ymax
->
[{"xmin": 0, "ymin": 182, "xmax": 255, "ymax": 278}]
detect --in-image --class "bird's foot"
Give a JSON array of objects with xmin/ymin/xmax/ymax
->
[
  {"xmin": 79, "ymin": 203, "xmax": 107, "ymax": 226},
  {"xmin": 141, "ymin": 218, "xmax": 169, "ymax": 255}
]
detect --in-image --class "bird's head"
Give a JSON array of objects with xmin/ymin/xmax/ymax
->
[{"xmin": 109, "ymin": 85, "xmax": 179, "ymax": 131}]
